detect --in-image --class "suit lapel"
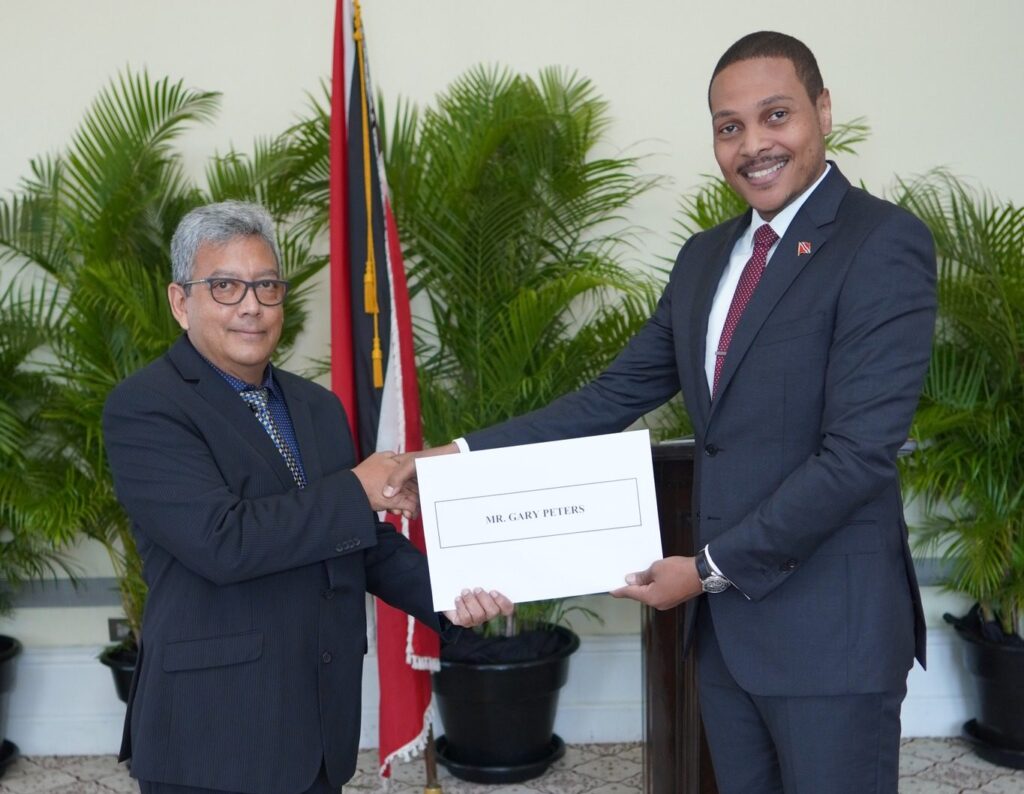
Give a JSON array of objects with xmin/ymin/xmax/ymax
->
[
  {"xmin": 167, "ymin": 336, "xmax": 296, "ymax": 490},
  {"xmin": 689, "ymin": 214, "xmax": 749, "ymax": 427},
  {"xmin": 708, "ymin": 165, "xmax": 849, "ymax": 420}
]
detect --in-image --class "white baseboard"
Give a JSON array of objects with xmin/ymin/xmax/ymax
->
[
  {"xmin": 5, "ymin": 646, "xmax": 126, "ymax": 755},
  {"xmin": 3, "ymin": 630, "xmax": 975, "ymax": 755},
  {"xmin": 902, "ymin": 626, "xmax": 974, "ymax": 737}
]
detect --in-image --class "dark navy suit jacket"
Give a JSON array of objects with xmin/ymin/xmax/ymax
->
[
  {"xmin": 467, "ymin": 165, "xmax": 935, "ymax": 697},
  {"xmin": 103, "ymin": 336, "xmax": 441, "ymax": 793}
]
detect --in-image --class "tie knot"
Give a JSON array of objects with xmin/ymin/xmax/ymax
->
[
  {"xmin": 753, "ymin": 223, "xmax": 778, "ymax": 254},
  {"xmin": 240, "ymin": 386, "xmax": 270, "ymax": 411}
]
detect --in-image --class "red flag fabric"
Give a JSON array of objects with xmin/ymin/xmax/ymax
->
[{"xmin": 329, "ymin": 0, "xmax": 439, "ymax": 780}]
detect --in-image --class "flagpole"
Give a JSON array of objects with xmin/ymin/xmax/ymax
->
[
  {"xmin": 423, "ymin": 726, "xmax": 443, "ymax": 794},
  {"xmin": 334, "ymin": 0, "xmax": 441, "ymax": 783}
]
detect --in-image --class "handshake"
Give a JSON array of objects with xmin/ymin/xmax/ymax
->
[
  {"xmin": 351, "ymin": 443, "xmax": 517, "ymax": 629},
  {"xmin": 351, "ymin": 443, "xmax": 460, "ymax": 520}
]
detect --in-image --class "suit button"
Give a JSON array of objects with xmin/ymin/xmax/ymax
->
[
  {"xmin": 782, "ymin": 559, "xmax": 798, "ymax": 571},
  {"xmin": 352, "ymin": 538, "xmax": 361, "ymax": 547},
  {"xmin": 335, "ymin": 543, "xmax": 345, "ymax": 553},
  {"xmin": 322, "ymin": 651, "xmax": 332, "ymax": 664},
  {"xmin": 322, "ymin": 589, "xmax": 335, "ymax": 600},
  {"xmin": 704, "ymin": 444, "xmax": 719, "ymax": 457}
]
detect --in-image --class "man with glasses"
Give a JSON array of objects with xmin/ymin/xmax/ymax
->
[{"xmin": 102, "ymin": 201, "xmax": 511, "ymax": 794}]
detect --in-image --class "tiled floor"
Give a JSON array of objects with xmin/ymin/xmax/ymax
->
[{"xmin": 2, "ymin": 740, "xmax": 1023, "ymax": 793}]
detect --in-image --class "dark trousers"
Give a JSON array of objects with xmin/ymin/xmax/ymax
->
[
  {"xmin": 696, "ymin": 606, "xmax": 906, "ymax": 794},
  {"xmin": 137, "ymin": 761, "xmax": 339, "ymax": 794}
]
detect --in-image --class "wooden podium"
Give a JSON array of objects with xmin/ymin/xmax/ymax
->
[{"xmin": 643, "ymin": 441, "xmax": 718, "ymax": 794}]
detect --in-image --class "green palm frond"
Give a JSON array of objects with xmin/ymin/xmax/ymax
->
[
  {"xmin": 0, "ymin": 69, "xmax": 327, "ymax": 630},
  {"xmin": 205, "ymin": 136, "xmax": 300, "ymax": 214},
  {"xmin": 893, "ymin": 170, "xmax": 1024, "ymax": 636},
  {"xmin": 280, "ymin": 82, "xmax": 333, "ymax": 241},
  {"xmin": 385, "ymin": 66, "xmax": 658, "ymax": 633},
  {"xmin": 675, "ymin": 175, "xmax": 748, "ymax": 240},
  {"xmin": 60, "ymin": 69, "xmax": 220, "ymax": 271},
  {"xmin": 824, "ymin": 116, "xmax": 870, "ymax": 155}
]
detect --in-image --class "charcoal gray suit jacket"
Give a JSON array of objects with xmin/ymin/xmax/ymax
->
[
  {"xmin": 103, "ymin": 335, "xmax": 441, "ymax": 793},
  {"xmin": 466, "ymin": 165, "xmax": 935, "ymax": 696}
]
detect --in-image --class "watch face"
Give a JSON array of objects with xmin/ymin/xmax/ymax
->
[{"xmin": 702, "ymin": 576, "xmax": 730, "ymax": 594}]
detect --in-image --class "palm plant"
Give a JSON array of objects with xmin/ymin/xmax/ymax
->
[
  {"xmin": 382, "ymin": 65, "xmax": 660, "ymax": 633},
  {"xmin": 0, "ymin": 283, "xmax": 75, "ymax": 616},
  {"xmin": 0, "ymin": 69, "xmax": 329, "ymax": 644},
  {"xmin": 893, "ymin": 170, "xmax": 1024, "ymax": 641}
]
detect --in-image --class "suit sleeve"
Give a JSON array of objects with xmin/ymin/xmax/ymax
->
[
  {"xmin": 362, "ymin": 521, "xmax": 453, "ymax": 635},
  {"xmin": 102, "ymin": 379, "xmax": 379, "ymax": 586},
  {"xmin": 465, "ymin": 251, "xmax": 687, "ymax": 450},
  {"xmin": 710, "ymin": 209, "xmax": 937, "ymax": 600}
]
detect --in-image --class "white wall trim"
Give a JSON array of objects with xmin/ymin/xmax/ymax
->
[
  {"xmin": 3, "ymin": 630, "xmax": 974, "ymax": 756},
  {"xmin": 5, "ymin": 646, "xmax": 126, "ymax": 756}
]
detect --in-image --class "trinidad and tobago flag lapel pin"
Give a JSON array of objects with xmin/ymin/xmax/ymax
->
[{"xmin": 797, "ymin": 241, "xmax": 812, "ymax": 256}]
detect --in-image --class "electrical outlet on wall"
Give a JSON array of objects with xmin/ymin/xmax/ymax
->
[{"xmin": 108, "ymin": 617, "xmax": 131, "ymax": 643}]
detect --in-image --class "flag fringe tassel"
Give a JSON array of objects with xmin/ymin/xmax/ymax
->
[
  {"xmin": 378, "ymin": 698, "xmax": 435, "ymax": 781},
  {"xmin": 406, "ymin": 613, "xmax": 441, "ymax": 671}
]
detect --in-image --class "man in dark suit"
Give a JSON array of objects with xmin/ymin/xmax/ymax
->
[
  {"xmin": 102, "ymin": 200, "xmax": 511, "ymax": 794},
  {"xmin": 389, "ymin": 32, "xmax": 935, "ymax": 793}
]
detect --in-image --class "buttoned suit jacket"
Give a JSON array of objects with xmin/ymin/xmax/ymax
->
[
  {"xmin": 102, "ymin": 336, "xmax": 441, "ymax": 793},
  {"xmin": 466, "ymin": 165, "xmax": 935, "ymax": 697}
]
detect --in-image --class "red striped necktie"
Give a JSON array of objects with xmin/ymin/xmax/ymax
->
[{"xmin": 712, "ymin": 223, "xmax": 779, "ymax": 398}]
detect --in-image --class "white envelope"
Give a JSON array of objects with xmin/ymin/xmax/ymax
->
[{"xmin": 416, "ymin": 429, "xmax": 664, "ymax": 611}]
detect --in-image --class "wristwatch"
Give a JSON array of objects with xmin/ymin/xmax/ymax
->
[{"xmin": 695, "ymin": 548, "xmax": 731, "ymax": 593}]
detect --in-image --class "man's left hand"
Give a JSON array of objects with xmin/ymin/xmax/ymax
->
[
  {"xmin": 444, "ymin": 588, "xmax": 515, "ymax": 628},
  {"xmin": 610, "ymin": 556, "xmax": 702, "ymax": 610}
]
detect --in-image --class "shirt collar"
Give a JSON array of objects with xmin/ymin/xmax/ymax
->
[
  {"xmin": 185, "ymin": 337, "xmax": 275, "ymax": 394},
  {"xmin": 740, "ymin": 162, "xmax": 832, "ymax": 250}
]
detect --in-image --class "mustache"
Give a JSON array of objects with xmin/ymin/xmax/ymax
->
[{"xmin": 738, "ymin": 155, "xmax": 786, "ymax": 174}]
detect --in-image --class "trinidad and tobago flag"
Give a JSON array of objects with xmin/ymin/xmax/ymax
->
[{"xmin": 329, "ymin": 0, "xmax": 439, "ymax": 780}]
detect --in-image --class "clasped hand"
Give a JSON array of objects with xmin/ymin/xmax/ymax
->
[
  {"xmin": 443, "ymin": 588, "xmax": 515, "ymax": 628},
  {"xmin": 352, "ymin": 451, "xmax": 421, "ymax": 516},
  {"xmin": 353, "ymin": 448, "xmax": 513, "ymax": 628},
  {"xmin": 353, "ymin": 445, "xmax": 458, "ymax": 517}
]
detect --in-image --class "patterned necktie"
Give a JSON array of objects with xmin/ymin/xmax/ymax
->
[
  {"xmin": 239, "ymin": 387, "xmax": 307, "ymax": 488},
  {"xmin": 712, "ymin": 223, "xmax": 779, "ymax": 398}
]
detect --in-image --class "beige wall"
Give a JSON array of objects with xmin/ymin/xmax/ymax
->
[
  {"xmin": 3, "ymin": 0, "xmax": 1020, "ymax": 360},
  {"xmin": 4, "ymin": 0, "xmax": 1021, "ymax": 242},
  {"xmin": 3, "ymin": 0, "xmax": 1020, "ymax": 369},
  {"xmin": 0, "ymin": 0, "xmax": 1018, "ymax": 643}
]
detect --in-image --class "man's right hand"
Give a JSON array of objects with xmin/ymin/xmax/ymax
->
[
  {"xmin": 352, "ymin": 452, "xmax": 421, "ymax": 515},
  {"xmin": 381, "ymin": 443, "xmax": 460, "ymax": 506}
]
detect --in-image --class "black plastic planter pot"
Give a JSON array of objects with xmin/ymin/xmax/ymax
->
[
  {"xmin": 0, "ymin": 635, "xmax": 22, "ymax": 779},
  {"xmin": 954, "ymin": 624, "xmax": 1024, "ymax": 768},
  {"xmin": 432, "ymin": 625, "xmax": 580, "ymax": 784},
  {"xmin": 99, "ymin": 643, "xmax": 138, "ymax": 704}
]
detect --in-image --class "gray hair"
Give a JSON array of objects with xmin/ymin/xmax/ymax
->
[{"xmin": 170, "ymin": 200, "xmax": 282, "ymax": 283}]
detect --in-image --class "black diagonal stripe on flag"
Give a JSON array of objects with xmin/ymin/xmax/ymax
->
[{"xmin": 345, "ymin": 41, "xmax": 391, "ymax": 460}]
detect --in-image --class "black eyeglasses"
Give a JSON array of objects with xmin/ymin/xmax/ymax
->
[{"xmin": 180, "ymin": 277, "xmax": 291, "ymax": 306}]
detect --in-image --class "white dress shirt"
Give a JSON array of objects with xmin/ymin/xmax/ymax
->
[
  {"xmin": 702, "ymin": 164, "xmax": 831, "ymax": 584},
  {"xmin": 703, "ymin": 164, "xmax": 831, "ymax": 391}
]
